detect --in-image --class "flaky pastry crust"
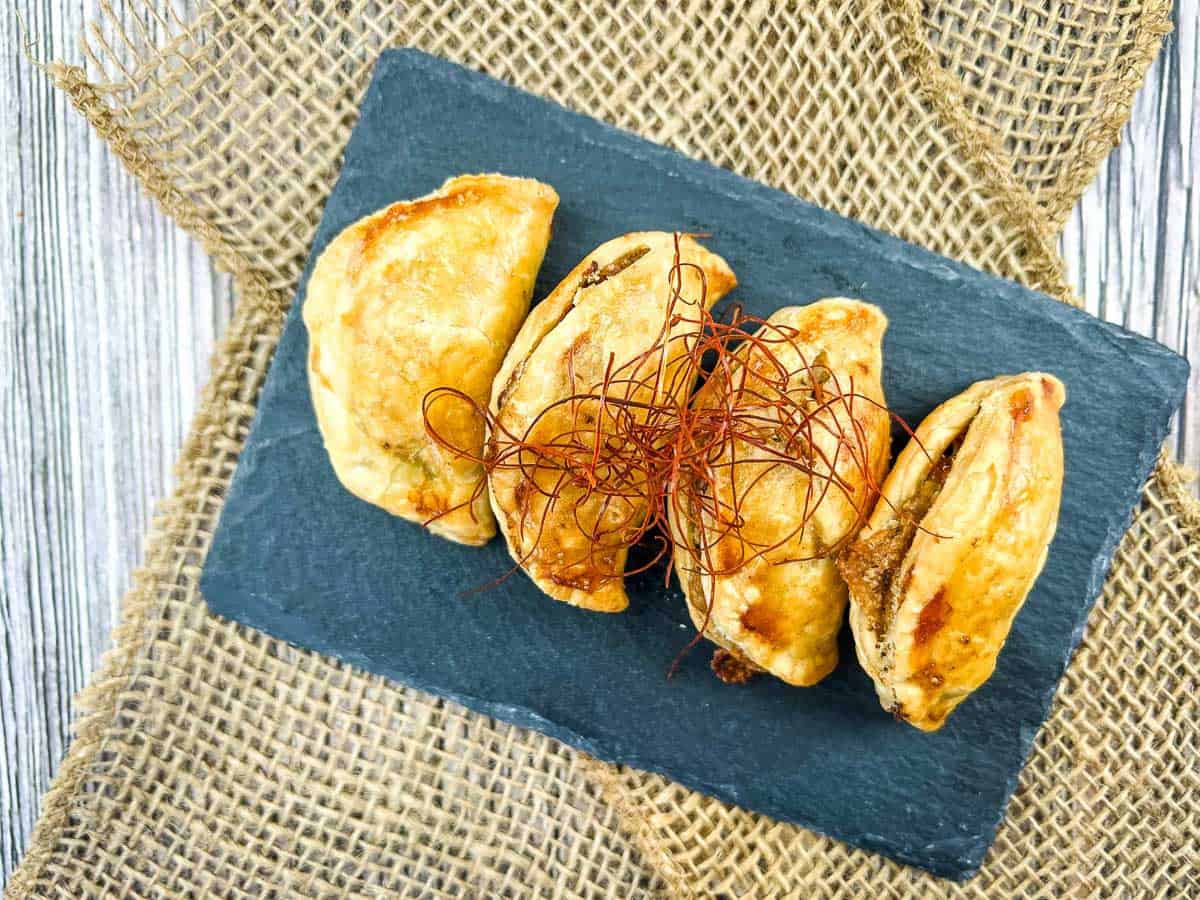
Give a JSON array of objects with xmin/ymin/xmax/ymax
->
[
  {"xmin": 304, "ymin": 174, "xmax": 558, "ymax": 545},
  {"xmin": 840, "ymin": 373, "xmax": 1066, "ymax": 730},
  {"xmin": 489, "ymin": 232, "xmax": 736, "ymax": 611},
  {"xmin": 672, "ymin": 300, "xmax": 890, "ymax": 685}
]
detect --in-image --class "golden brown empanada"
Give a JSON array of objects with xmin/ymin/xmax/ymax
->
[
  {"xmin": 839, "ymin": 372, "xmax": 1066, "ymax": 730},
  {"xmin": 303, "ymin": 174, "xmax": 558, "ymax": 545},
  {"xmin": 671, "ymin": 300, "xmax": 891, "ymax": 686},
  {"xmin": 489, "ymin": 232, "xmax": 737, "ymax": 612}
]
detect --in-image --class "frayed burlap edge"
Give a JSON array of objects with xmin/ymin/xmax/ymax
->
[
  {"xmin": 888, "ymin": 0, "xmax": 1076, "ymax": 304},
  {"xmin": 885, "ymin": 0, "xmax": 1196, "ymax": 532},
  {"xmin": 1037, "ymin": 2, "xmax": 1176, "ymax": 229},
  {"xmin": 1156, "ymin": 448, "xmax": 1200, "ymax": 535},
  {"xmin": 5, "ymin": 63, "xmax": 285, "ymax": 900},
  {"xmin": 9, "ymin": 5, "xmax": 1189, "ymax": 897}
]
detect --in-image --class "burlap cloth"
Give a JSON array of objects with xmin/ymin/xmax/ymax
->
[{"xmin": 10, "ymin": 2, "xmax": 1198, "ymax": 897}]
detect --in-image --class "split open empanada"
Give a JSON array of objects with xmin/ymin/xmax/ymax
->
[
  {"xmin": 489, "ymin": 232, "xmax": 737, "ymax": 612},
  {"xmin": 303, "ymin": 174, "xmax": 558, "ymax": 545},
  {"xmin": 839, "ymin": 372, "xmax": 1066, "ymax": 730}
]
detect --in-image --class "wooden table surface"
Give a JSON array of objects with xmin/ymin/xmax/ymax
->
[{"xmin": 2, "ymin": 2, "xmax": 1197, "ymax": 886}]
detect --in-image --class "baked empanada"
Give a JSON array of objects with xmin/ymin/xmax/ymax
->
[
  {"xmin": 671, "ymin": 300, "xmax": 891, "ymax": 686},
  {"xmin": 303, "ymin": 174, "xmax": 558, "ymax": 545},
  {"xmin": 489, "ymin": 232, "xmax": 737, "ymax": 612},
  {"xmin": 839, "ymin": 373, "xmax": 1066, "ymax": 731}
]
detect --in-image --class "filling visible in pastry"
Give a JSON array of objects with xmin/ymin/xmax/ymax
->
[
  {"xmin": 485, "ymin": 232, "xmax": 737, "ymax": 612},
  {"xmin": 494, "ymin": 244, "xmax": 651, "ymax": 412},
  {"xmin": 838, "ymin": 438, "xmax": 959, "ymax": 643},
  {"xmin": 841, "ymin": 372, "xmax": 1066, "ymax": 730}
]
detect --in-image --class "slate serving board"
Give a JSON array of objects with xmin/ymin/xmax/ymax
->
[{"xmin": 201, "ymin": 49, "xmax": 1189, "ymax": 880}]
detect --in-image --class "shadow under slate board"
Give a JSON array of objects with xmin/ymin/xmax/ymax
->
[{"xmin": 201, "ymin": 49, "xmax": 1189, "ymax": 879}]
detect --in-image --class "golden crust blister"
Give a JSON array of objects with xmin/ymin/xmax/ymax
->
[
  {"xmin": 840, "ymin": 372, "xmax": 1066, "ymax": 730},
  {"xmin": 671, "ymin": 300, "xmax": 891, "ymax": 685},
  {"xmin": 303, "ymin": 174, "xmax": 558, "ymax": 545},
  {"xmin": 488, "ymin": 232, "xmax": 737, "ymax": 612}
]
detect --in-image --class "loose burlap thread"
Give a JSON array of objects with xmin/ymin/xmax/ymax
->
[{"xmin": 10, "ymin": 1, "xmax": 1198, "ymax": 897}]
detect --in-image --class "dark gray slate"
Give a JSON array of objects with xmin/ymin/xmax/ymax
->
[{"xmin": 201, "ymin": 49, "xmax": 1189, "ymax": 880}]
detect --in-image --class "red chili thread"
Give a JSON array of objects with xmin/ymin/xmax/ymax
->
[{"xmin": 422, "ymin": 233, "xmax": 925, "ymax": 673}]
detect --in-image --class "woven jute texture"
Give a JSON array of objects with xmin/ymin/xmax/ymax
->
[{"xmin": 11, "ymin": 1, "xmax": 1197, "ymax": 897}]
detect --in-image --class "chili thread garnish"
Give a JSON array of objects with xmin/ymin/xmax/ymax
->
[{"xmin": 422, "ymin": 233, "xmax": 924, "ymax": 675}]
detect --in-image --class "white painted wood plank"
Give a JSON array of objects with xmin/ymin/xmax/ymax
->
[
  {"xmin": 0, "ymin": 0, "xmax": 233, "ymax": 881},
  {"xmin": 1061, "ymin": 7, "xmax": 1200, "ymax": 473},
  {"xmin": 0, "ymin": 2, "xmax": 1196, "ymax": 889}
]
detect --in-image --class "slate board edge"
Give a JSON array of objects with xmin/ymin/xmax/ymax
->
[
  {"xmin": 199, "ymin": 48, "xmax": 1192, "ymax": 884},
  {"xmin": 203, "ymin": 583, "xmax": 978, "ymax": 881},
  {"xmin": 376, "ymin": 52, "xmax": 1186, "ymax": 373}
]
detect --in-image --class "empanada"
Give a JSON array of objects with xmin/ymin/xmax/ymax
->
[
  {"xmin": 489, "ymin": 232, "xmax": 737, "ymax": 612},
  {"xmin": 671, "ymin": 300, "xmax": 891, "ymax": 685},
  {"xmin": 839, "ymin": 373, "xmax": 1066, "ymax": 730},
  {"xmin": 303, "ymin": 174, "xmax": 558, "ymax": 545}
]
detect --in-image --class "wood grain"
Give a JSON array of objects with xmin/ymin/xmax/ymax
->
[
  {"xmin": 1061, "ymin": 4, "xmax": 1199, "ymax": 468},
  {"xmin": 0, "ymin": 2, "xmax": 1196, "ymax": 887},
  {"xmin": 0, "ymin": 1, "xmax": 233, "ymax": 880}
]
